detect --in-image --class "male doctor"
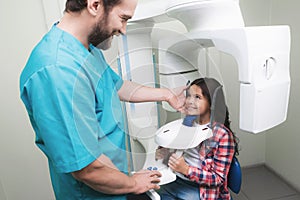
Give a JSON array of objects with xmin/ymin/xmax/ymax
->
[{"xmin": 20, "ymin": 0, "xmax": 186, "ymax": 199}]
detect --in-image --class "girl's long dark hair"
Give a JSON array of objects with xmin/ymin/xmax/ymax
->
[{"xmin": 190, "ymin": 77, "xmax": 239, "ymax": 155}]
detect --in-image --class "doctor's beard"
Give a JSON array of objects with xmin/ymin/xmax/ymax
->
[{"xmin": 88, "ymin": 16, "xmax": 116, "ymax": 50}]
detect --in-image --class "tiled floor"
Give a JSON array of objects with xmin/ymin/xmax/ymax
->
[{"xmin": 231, "ymin": 165, "xmax": 300, "ymax": 200}]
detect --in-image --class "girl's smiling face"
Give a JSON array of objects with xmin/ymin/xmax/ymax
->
[{"xmin": 185, "ymin": 84, "xmax": 211, "ymax": 123}]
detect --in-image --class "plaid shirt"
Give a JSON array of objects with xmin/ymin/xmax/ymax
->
[{"xmin": 185, "ymin": 123, "xmax": 235, "ymax": 200}]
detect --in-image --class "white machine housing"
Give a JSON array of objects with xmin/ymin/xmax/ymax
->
[{"xmin": 119, "ymin": 0, "xmax": 290, "ymax": 134}]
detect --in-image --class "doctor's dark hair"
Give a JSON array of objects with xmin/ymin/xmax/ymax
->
[
  {"xmin": 190, "ymin": 77, "xmax": 239, "ymax": 155},
  {"xmin": 65, "ymin": 0, "xmax": 122, "ymax": 13}
]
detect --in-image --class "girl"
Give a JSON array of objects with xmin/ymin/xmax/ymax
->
[{"xmin": 157, "ymin": 77, "xmax": 239, "ymax": 200}]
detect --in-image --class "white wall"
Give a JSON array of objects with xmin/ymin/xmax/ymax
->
[{"xmin": 0, "ymin": 1, "xmax": 55, "ymax": 199}]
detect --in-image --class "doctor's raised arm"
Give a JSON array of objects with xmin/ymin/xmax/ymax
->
[{"xmin": 118, "ymin": 80, "xmax": 187, "ymax": 112}]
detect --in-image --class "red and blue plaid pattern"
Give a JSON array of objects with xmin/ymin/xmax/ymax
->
[{"xmin": 186, "ymin": 123, "xmax": 235, "ymax": 200}]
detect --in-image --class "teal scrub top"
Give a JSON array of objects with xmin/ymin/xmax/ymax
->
[{"xmin": 20, "ymin": 24, "xmax": 127, "ymax": 200}]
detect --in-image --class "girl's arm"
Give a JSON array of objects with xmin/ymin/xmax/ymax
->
[{"xmin": 186, "ymin": 127, "xmax": 235, "ymax": 186}]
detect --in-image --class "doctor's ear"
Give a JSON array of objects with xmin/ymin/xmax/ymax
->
[{"xmin": 87, "ymin": 0, "xmax": 103, "ymax": 16}]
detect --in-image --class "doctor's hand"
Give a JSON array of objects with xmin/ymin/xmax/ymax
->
[
  {"xmin": 168, "ymin": 153, "xmax": 189, "ymax": 176},
  {"xmin": 130, "ymin": 170, "xmax": 161, "ymax": 194},
  {"xmin": 165, "ymin": 85, "xmax": 188, "ymax": 112}
]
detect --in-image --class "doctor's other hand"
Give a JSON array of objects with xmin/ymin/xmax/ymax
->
[
  {"xmin": 131, "ymin": 170, "xmax": 161, "ymax": 194},
  {"xmin": 166, "ymin": 85, "xmax": 188, "ymax": 112}
]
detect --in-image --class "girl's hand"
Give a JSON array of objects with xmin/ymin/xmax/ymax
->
[{"xmin": 168, "ymin": 153, "xmax": 189, "ymax": 176}]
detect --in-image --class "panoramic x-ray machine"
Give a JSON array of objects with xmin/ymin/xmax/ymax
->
[
  {"xmin": 117, "ymin": 0, "xmax": 290, "ymax": 199},
  {"xmin": 40, "ymin": 0, "xmax": 290, "ymax": 199}
]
